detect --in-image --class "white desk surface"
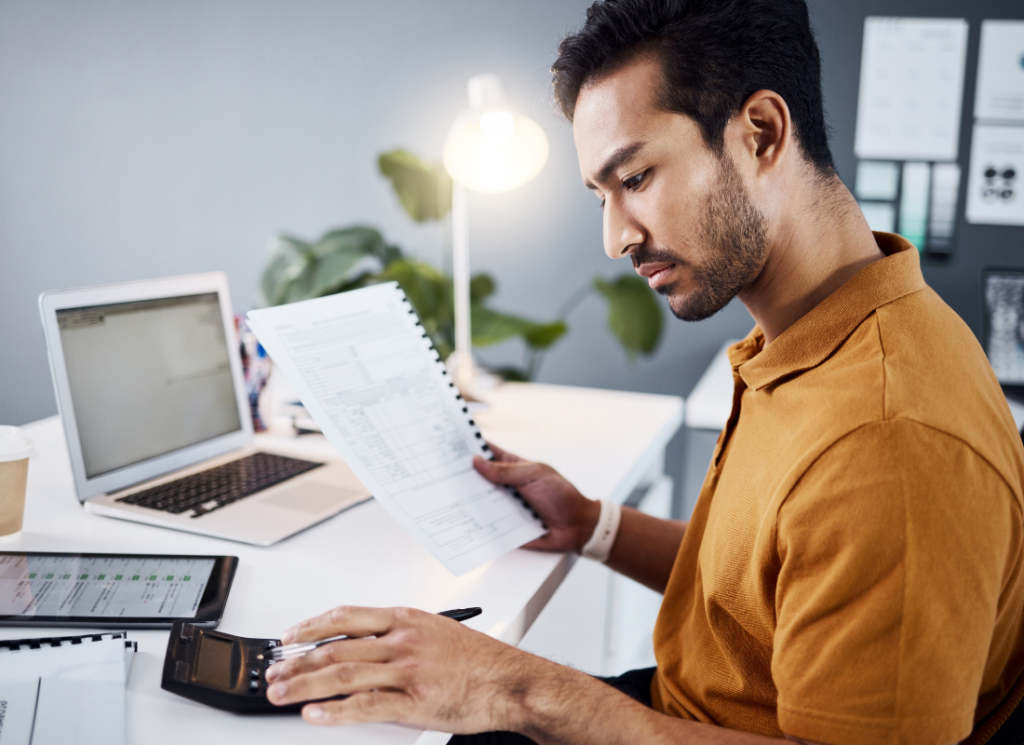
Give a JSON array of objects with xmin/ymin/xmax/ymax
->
[
  {"xmin": 684, "ymin": 340, "xmax": 738, "ymax": 431},
  {"xmin": 3, "ymin": 382, "xmax": 682, "ymax": 745},
  {"xmin": 685, "ymin": 340, "xmax": 1024, "ymax": 434}
]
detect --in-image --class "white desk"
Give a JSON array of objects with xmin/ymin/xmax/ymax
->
[{"xmin": 3, "ymin": 382, "xmax": 683, "ymax": 745}]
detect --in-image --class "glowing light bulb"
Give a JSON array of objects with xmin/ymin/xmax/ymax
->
[{"xmin": 480, "ymin": 111, "xmax": 515, "ymax": 144}]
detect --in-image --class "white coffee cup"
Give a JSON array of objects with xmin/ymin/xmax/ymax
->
[{"xmin": 0, "ymin": 426, "xmax": 34, "ymax": 542}]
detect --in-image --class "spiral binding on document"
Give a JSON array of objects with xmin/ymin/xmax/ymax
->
[
  {"xmin": 0, "ymin": 631, "xmax": 137, "ymax": 655},
  {"xmin": 395, "ymin": 286, "xmax": 543, "ymax": 526}
]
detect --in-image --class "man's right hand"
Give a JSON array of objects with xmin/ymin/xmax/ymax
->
[{"xmin": 473, "ymin": 444, "xmax": 600, "ymax": 555}]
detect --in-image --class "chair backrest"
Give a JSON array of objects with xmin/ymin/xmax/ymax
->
[{"xmin": 967, "ymin": 674, "xmax": 1024, "ymax": 745}]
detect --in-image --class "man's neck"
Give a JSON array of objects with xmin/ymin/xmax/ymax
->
[{"xmin": 738, "ymin": 176, "xmax": 885, "ymax": 345}]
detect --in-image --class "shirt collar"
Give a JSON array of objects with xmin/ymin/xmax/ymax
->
[{"xmin": 728, "ymin": 232, "xmax": 926, "ymax": 391}]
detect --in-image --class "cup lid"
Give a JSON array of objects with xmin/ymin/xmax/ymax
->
[{"xmin": 0, "ymin": 426, "xmax": 33, "ymax": 462}]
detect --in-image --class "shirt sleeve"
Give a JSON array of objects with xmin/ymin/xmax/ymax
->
[{"xmin": 773, "ymin": 418, "xmax": 1021, "ymax": 745}]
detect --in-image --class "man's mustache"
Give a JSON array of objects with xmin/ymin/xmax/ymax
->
[{"xmin": 631, "ymin": 245, "xmax": 681, "ymax": 269}]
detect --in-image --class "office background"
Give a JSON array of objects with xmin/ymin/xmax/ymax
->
[{"xmin": 1, "ymin": 0, "xmax": 1020, "ymax": 455}]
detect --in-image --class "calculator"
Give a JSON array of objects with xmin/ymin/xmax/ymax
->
[{"xmin": 161, "ymin": 621, "xmax": 306, "ymax": 713}]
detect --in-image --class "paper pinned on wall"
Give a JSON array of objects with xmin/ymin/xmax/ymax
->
[
  {"xmin": 898, "ymin": 162, "xmax": 932, "ymax": 249},
  {"xmin": 855, "ymin": 160, "xmax": 900, "ymax": 201},
  {"xmin": 854, "ymin": 17, "xmax": 969, "ymax": 162},
  {"xmin": 966, "ymin": 124, "xmax": 1024, "ymax": 226},
  {"xmin": 984, "ymin": 271, "xmax": 1024, "ymax": 383},
  {"xmin": 858, "ymin": 202, "xmax": 897, "ymax": 233},
  {"xmin": 928, "ymin": 163, "xmax": 961, "ymax": 253},
  {"xmin": 974, "ymin": 20, "xmax": 1024, "ymax": 123}
]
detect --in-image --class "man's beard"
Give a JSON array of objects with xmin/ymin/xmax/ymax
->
[{"xmin": 632, "ymin": 155, "xmax": 770, "ymax": 322}]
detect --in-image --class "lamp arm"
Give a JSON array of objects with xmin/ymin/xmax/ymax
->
[{"xmin": 452, "ymin": 183, "xmax": 474, "ymax": 389}]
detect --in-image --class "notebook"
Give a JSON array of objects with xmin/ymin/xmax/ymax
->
[
  {"xmin": 0, "ymin": 633, "xmax": 136, "ymax": 745},
  {"xmin": 246, "ymin": 282, "xmax": 546, "ymax": 575}
]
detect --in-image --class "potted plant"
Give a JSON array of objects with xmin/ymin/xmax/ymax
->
[{"xmin": 259, "ymin": 149, "xmax": 663, "ymax": 382}]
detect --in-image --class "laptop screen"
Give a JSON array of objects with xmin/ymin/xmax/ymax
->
[{"xmin": 56, "ymin": 293, "xmax": 242, "ymax": 479}]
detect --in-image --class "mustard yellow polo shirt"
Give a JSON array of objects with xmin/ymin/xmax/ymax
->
[{"xmin": 651, "ymin": 233, "xmax": 1024, "ymax": 744}]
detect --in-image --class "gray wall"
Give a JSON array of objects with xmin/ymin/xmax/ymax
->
[
  {"xmin": 1, "ymin": 0, "xmax": 1021, "ymax": 431},
  {"xmin": 0, "ymin": 0, "xmax": 752, "ymax": 431},
  {"xmin": 815, "ymin": 0, "xmax": 1024, "ymax": 342}
]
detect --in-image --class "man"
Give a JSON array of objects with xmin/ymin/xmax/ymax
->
[{"xmin": 264, "ymin": 1, "xmax": 1024, "ymax": 743}]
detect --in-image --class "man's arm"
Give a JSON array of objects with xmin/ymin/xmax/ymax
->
[
  {"xmin": 263, "ymin": 606, "xmax": 851, "ymax": 744},
  {"xmin": 473, "ymin": 445, "xmax": 686, "ymax": 592}
]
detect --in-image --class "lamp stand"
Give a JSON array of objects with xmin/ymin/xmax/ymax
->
[{"xmin": 451, "ymin": 182, "xmax": 475, "ymax": 392}]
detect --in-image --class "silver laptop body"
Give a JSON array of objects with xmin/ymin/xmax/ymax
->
[{"xmin": 39, "ymin": 273, "xmax": 370, "ymax": 545}]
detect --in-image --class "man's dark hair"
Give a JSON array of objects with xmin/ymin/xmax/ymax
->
[{"xmin": 552, "ymin": 0, "xmax": 834, "ymax": 173}]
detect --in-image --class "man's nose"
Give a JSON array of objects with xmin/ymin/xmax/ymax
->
[{"xmin": 603, "ymin": 202, "xmax": 645, "ymax": 260}]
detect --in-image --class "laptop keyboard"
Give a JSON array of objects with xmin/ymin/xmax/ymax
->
[{"xmin": 115, "ymin": 452, "xmax": 324, "ymax": 518}]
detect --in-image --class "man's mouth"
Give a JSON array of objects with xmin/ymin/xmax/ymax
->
[{"xmin": 636, "ymin": 262, "xmax": 674, "ymax": 289}]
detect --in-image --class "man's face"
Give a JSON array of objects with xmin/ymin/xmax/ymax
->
[{"xmin": 573, "ymin": 55, "xmax": 769, "ymax": 321}]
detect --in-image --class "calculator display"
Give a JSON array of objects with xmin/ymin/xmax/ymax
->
[{"xmin": 195, "ymin": 634, "xmax": 235, "ymax": 687}]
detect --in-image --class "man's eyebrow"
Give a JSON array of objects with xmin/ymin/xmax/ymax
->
[{"xmin": 584, "ymin": 141, "xmax": 647, "ymax": 190}]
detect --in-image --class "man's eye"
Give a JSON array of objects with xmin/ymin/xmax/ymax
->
[
  {"xmin": 599, "ymin": 198, "xmax": 606, "ymax": 210},
  {"xmin": 623, "ymin": 171, "xmax": 646, "ymax": 191}
]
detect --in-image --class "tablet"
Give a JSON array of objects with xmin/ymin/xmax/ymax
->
[{"xmin": 0, "ymin": 552, "xmax": 237, "ymax": 629}]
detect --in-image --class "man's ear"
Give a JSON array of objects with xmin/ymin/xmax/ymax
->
[{"xmin": 728, "ymin": 90, "xmax": 792, "ymax": 176}]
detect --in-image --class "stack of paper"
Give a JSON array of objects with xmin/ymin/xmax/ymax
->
[{"xmin": 0, "ymin": 633, "xmax": 136, "ymax": 745}]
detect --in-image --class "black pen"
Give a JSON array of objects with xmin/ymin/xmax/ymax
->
[
  {"xmin": 262, "ymin": 607, "xmax": 483, "ymax": 661},
  {"xmin": 438, "ymin": 607, "xmax": 482, "ymax": 622}
]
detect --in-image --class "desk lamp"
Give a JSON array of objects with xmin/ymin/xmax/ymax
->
[{"xmin": 443, "ymin": 74, "xmax": 549, "ymax": 390}]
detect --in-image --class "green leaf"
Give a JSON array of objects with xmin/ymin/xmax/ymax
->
[
  {"xmin": 309, "ymin": 226, "xmax": 391, "ymax": 297},
  {"xmin": 283, "ymin": 260, "xmax": 318, "ymax": 305},
  {"xmin": 378, "ymin": 149, "xmax": 453, "ymax": 223},
  {"xmin": 470, "ymin": 307, "xmax": 566, "ymax": 350},
  {"xmin": 470, "ymin": 274, "xmax": 496, "ymax": 305},
  {"xmin": 491, "ymin": 366, "xmax": 530, "ymax": 383},
  {"xmin": 380, "ymin": 243, "xmax": 403, "ymax": 266},
  {"xmin": 470, "ymin": 307, "xmax": 534, "ymax": 346},
  {"xmin": 312, "ymin": 226, "xmax": 384, "ymax": 258},
  {"xmin": 378, "ymin": 259, "xmax": 455, "ymax": 358},
  {"xmin": 593, "ymin": 275, "xmax": 663, "ymax": 359},
  {"xmin": 312, "ymin": 249, "xmax": 374, "ymax": 297},
  {"xmin": 523, "ymin": 320, "xmax": 568, "ymax": 350},
  {"xmin": 261, "ymin": 235, "xmax": 313, "ymax": 306},
  {"xmin": 260, "ymin": 226, "xmax": 407, "ymax": 306}
]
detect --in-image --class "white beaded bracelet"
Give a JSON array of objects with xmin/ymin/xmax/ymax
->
[{"xmin": 581, "ymin": 499, "xmax": 622, "ymax": 563}]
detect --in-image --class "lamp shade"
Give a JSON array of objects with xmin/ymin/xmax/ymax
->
[{"xmin": 443, "ymin": 75, "xmax": 549, "ymax": 194}]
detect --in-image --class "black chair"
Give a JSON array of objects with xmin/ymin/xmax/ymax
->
[{"xmin": 970, "ymin": 681, "xmax": 1024, "ymax": 745}]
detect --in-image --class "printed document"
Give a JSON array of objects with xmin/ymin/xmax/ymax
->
[
  {"xmin": 974, "ymin": 20, "xmax": 1024, "ymax": 123},
  {"xmin": 854, "ymin": 17, "xmax": 969, "ymax": 161},
  {"xmin": 247, "ymin": 283, "xmax": 545, "ymax": 575},
  {"xmin": 966, "ymin": 124, "xmax": 1024, "ymax": 226}
]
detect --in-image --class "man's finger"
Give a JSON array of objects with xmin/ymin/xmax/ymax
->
[
  {"xmin": 473, "ymin": 456, "xmax": 546, "ymax": 487},
  {"xmin": 485, "ymin": 443, "xmax": 520, "ymax": 462},
  {"xmin": 300, "ymin": 690, "xmax": 412, "ymax": 726},
  {"xmin": 521, "ymin": 535, "xmax": 559, "ymax": 551},
  {"xmin": 265, "ymin": 637, "xmax": 390, "ymax": 684},
  {"xmin": 267, "ymin": 661, "xmax": 405, "ymax": 706},
  {"xmin": 281, "ymin": 605, "xmax": 399, "ymax": 645}
]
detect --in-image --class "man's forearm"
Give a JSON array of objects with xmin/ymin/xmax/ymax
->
[
  {"xmin": 601, "ymin": 506, "xmax": 687, "ymax": 593},
  {"xmin": 508, "ymin": 655, "xmax": 796, "ymax": 745}
]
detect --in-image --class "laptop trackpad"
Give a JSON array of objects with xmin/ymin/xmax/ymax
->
[{"xmin": 263, "ymin": 483, "xmax": 358, "ymax": 514}]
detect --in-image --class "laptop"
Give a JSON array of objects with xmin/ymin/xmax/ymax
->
[{"xmin": 38, "ymin": 273, "xmax": 371, "ymax": 545}]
